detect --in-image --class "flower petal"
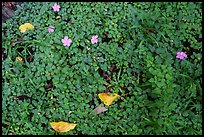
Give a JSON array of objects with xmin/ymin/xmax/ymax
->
[
  {"xmin": 67, "ymin": 39, "xmax": 72, "ymax": 44},
  {"xmin": 52, "ymin": 3, "xmax": 60, "ymax": 12},
  {"xmin": 177, "ymin": 52, "xmax": 181, "ymax": 55},
  {"xmin": 67, "ymin": 39, "xmax": 72, "ymax": 46},
  {"xmin": 64, "ymin": 36, "xmax": 68, "ymax": 41},
  {"xmin": 91, "ymin": 35, "xmax": 98, "ymax": 44},
  {"xmin": 61, "ymin": 39, "xmax": 66, "ymax": 44},
  {"xmin": 176, "ymin": 55, "xmax": 180, "ymax": 59},
  {"xmin": 180, "ymin": 56, "xmax": 184, "ymax": 60}
]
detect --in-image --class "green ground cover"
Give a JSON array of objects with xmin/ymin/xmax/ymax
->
[{"xmin": 2, "ymin": 2, "xmax": 202, "ymax": 135}]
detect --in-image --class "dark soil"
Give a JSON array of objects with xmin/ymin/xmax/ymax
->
[{"xmin": 2, "ymin": 2, "xmax": 23, "ymax": 23}]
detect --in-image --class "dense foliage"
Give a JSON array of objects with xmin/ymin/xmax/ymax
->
[{"xmin": 2, "ymin": 2, "xmax": 202, "ymax": 135}]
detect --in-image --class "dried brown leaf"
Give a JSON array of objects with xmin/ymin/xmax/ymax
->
[{"xmin": 89, "ymin": 104, "xmax": 108, "ymax": 115}]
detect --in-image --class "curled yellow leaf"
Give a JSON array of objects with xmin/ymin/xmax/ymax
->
[
  {"xmin": 56, "ymin": 16, "xmax": 61, "ymax": 19},
  {"xmin": 19, "ymin": 23, "xmax": 34, "ymax": 33},
  {"xmin": 50, "ymin": 121, "xmax": 77, "ymax": 132},
  {"xmin": 19, "ymin": 24, "xmax": 27, "ymax": 33},
  {"xmin": 24, "ymin": 23, "xmax": 34, "ymax": 29},
  {"xmin": 98, "ymin": 93, "xmax": 119, "ymax": 106},
  {"xmin": 16, "ymin": 56, "xmax": 24, "ymax": 63}
]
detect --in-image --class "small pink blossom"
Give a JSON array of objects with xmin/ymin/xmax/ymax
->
[
  {"xmin": 52, "ymin": 3, "xmax": 60, "ymax": 12},
  {"xmin": 176, "ymin": 51, "xmax": 187, "ymax": 60},
  {"xmin": 61, "ymin": 36, "xmax": 72, "ymax": 47},
  {"xmin": 48, "ymin": 26, "xmax": 55, "ymax": 33},
  {"xmin": 91, "ymin": 35, "xmax": 98, "ymax": 44}
]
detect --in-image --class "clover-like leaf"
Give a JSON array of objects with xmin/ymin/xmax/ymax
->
[
  {"xmin": 98, "ymin": 93, "xmax": 119, "ymax": 106},
  {"xmin": 50, "ymin": 121, "xmax": 77, "ymax": 132}
]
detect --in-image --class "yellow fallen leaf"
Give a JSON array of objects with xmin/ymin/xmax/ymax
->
[
  {"xmin": 19, "ymin": 24, "xmax": 27, "ymax": 33},
  {"xmin": 16, "ymin": 56, "xmax": 24, "ymax": 63},
  {"xmin": 98, "ymin": 93, "xmax": 119, "ymax": 106},
  {"xmin": 56, "ymin": 16, "xmax": 61, "ymax": 19},
  {"xmin": 24, "ymin": 23, "xmax": 34, "ymax": 29},
  {"xmin": 50, "ymin": 121, "xmax": 77, "ymax": 132},
  {"xmin": 19, "ymin": 23, "xmax": 34, "ymax": 33}
]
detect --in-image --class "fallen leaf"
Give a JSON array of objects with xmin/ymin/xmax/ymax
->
[
  {"xmin": 50, "ymin": 121, "xmax": 77, "ymax": 132},
  {"xmin": 98, "ymin": 93, "xmax": 119, "ymax": 106},
  {"xmin": 56, "ymin": 16, "xmax": 61, "ymax": 19},
  {"xmin": 15, "ymin": 56, "xmax": 24, "ymax": 63},
  {"xmin": 89, "ymin": 104, "xmax": 108, "ymax": 115}
]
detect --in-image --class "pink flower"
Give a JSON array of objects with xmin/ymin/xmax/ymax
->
[
  {"xmin": 48, "ymin": 26, "xmax": 55, "ymax": 33},
  {"xmin": 176, "ymin": 52, "xmax": 187, "ymax": 60},
  {"xmin": 52, "ymin": 3, "xmax": 60, "ymax": 12},
  {"xmin": 91, "ymin": 35, "xmax": 98, "ymax": 44},
  {"xmin": 61, "ymin": 36, "xmax": 72, "ymax": 47}
]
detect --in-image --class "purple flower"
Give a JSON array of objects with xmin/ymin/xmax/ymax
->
[
  {"xmin": 48, "ymin": 26, "xmax": 55, "ymax": 33},
  {"xmin": 176, "ymin": 51, "xmax": 187, "ymax": 60},
  {"xmin": 52, "ymin": 3, "xmax": 60, "ymax": 12},
  {"xmin": 91, "ymin": 35, "xmax": 98, "ymax": 44},
  {"xmin": 61, "ymin": 36, "xmax": 72, "ymax": 47}
]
